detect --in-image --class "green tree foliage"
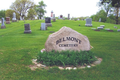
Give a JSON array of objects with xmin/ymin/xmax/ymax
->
[
  {"xmin": 0, "ymin": 10, "xmax": 5, "ymax": 19},
  {"xmin": 100, "ymin": 0, "xmax": 120, "ymax": 24},
  {"xmin": 27, "ymin": 8, "xmax": 37, "ymax": 20},
  {"xmin": 35, "ymin": 1, "xmax": 47, "ymax": 19},
  {"xmin": 10, "ymin": 0, "xmax": 35, "ymax": 20},
  {"xmin": 91, "ymin": 10, "xmax": 107, "ymax": 22},
  {"xmin": 5, "ymin": 9, "xmax": 20, "ymax": 20},
  {"xmin": 100, "ymin": 3, "xmax": 112, "ymax": 17}
]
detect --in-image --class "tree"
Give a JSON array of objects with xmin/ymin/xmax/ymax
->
[
  {"xmin": 98, "ymin": 2, "xmax": 113, "ymax": 17},
  {"xmin": 27, "ymin": 8, "xmax": 37, "ymax": 20},
  {"xmin": 0, "ymin": 10, "xmax": 5, "ymax": 19},
  {"xmin": 100, "ymin": 0, "xmax": 120, "ymax": 24},
  {"xmin": 91, "ymin": 10, "xmax": 107, "ymax": 22},
  {"xmin": 10, "ymin": 0, "xmax": 35, "ymax": 20},
  {"xmin": 5, "ymin": 9, "xmax": 20, "ymax": 20},
  {"xmin": 35, "ymin": 1, "xmax": 47, "ymax": 19}
]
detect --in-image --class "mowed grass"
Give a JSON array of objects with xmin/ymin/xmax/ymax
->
[{"xmin": 0, "ymin": 19, "xmax": 120, "ymax": 80}]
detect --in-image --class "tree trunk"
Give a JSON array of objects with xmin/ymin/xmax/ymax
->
[{"xmin": 116, "ymin": 7, "xmax": 119, "ymax": 24}]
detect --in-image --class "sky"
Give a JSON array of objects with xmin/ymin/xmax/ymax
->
[{"xmin": 0, "ymin": 0, "xmax": 100, "ymax": 17}]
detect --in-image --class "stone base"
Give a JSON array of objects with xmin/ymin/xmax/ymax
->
[
  {"xmin": 1, "ymin": 26, "xmax": 6, "ymax": 29},
  {"xmin": 24, "ymin": 30, "xmax": 31, "ymax": 33},
  {"xmin": 45, "ymin": 23, "xmax": 52, "ymax": 27},
  {"xmin": 12, "ymin": 20, "xmax": 17, "ymax": 22},
  {"xmin": 107, "ymin": 30, "xmax": 113, "ymax": 32},
  {"xmin": 40, "ymin": 26, "xmax": 47, "ymax": 30},
  {"xmin": 53, "ymin": 19, "xmax": 56, "ymax": 22},
  {"xmin": 85, "ymin": 24, "xmax": 92, "ymax": 27},
  {"xmin": 94, "ymin": 29, "xmax": 100, "ymax": 31},
  {"xmin": 6, "ymin": 21, "xmax": 10, "ymax": 24}
]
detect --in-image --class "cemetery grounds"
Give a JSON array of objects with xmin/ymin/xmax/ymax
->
[{"xmin": 0, "ymin": 20, "xmax": 120, "ymax": 80}]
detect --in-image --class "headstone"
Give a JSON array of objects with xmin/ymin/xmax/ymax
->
[
  {"xmin": 68, "ymin": 14, "xmax": 70, "ymax": 20},
  {"xmin": 41, "ymin": 23, "xmax": 47, "ymax": 30},
  {"xmin": 6, "ymin": 17, "xmax": 10, "ymax": 24},
  {"xmin": 117, "ymin": 29, "xmax": 120, "ymax": 32},
  {"xmin": 45, "ymin": 26, "xmax": 91, "ymax": 52},
  {"xmin": 97, "ymin": 27, "xmax": 103, "ymax": 29},
  {"xmin": 59, "ymin": 15, "xmax": 63, "ymax": 19},
  {"xmin": 100, "ymin": 25, "xmax": 105, "ymax": 28},
  {"xmin": 91, "ymin": 28, "xmax": 96, "ymax": 30},
  {"xmin": 107, "ymin": 30, "xmax": 113, "ymax": 32},
  {"xmin": 74, "ymin": 19, "xmax": 77, "ymax": 21},
  {"xmin": 45, "ymin": 17, "xmax": 52, "ymax": 26},
  {"xmin": 85, "ymin": 18, "xmax": 92, "ymax": 27},
  {"xmin": 1, "ymin": 18, "xmax": 6, "ymax": 29},
  {"xmin": 99, "ymin": 18, "xmax": 101, "ymax": 22},
  {"xmin": 24, "ymin": 24, "xmax": 31, "ymax": 33},
  {"xmin": 0, "ymin": 20, "xmax": 1, "ymax": 24},
  {"xmin": 12, "ymin": 12, "xmax": 17, "ymax": 22},
  {"xmin": 52, "ymin": 14, "xmax": 56, "ymax": 22},
  {"xmin": 105, "ymin": 28, "xmax": 110, "ymax": 30},
  {"xmin": 114, "ymin": 26, "xmax": 118, "ymax": 29}
]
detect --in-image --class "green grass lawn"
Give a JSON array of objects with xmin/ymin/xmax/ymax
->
[{"xmin": 0, "ymin": 19, "xmax": 120, "ymax": 80}]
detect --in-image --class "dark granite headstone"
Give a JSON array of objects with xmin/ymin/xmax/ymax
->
[
  {"xmin": 68, "ymin": 14, "xmax": 70, "ymax": 20},
  {"xmin": 45, "ymin": 17, "xmax": 51, "ymax": 23},
  {"xmin": 6, "ymin": 17, "xmax": 10, "ymax": 24},
  {"xmin": 45, "ymin": 17, "xmax": 52, "ymax": 27},
  {"xmin": 1, "ymin": 18, "xmax": 6, "ymax": 29},
  {"xmin": 24, "ymin": 24, "xmax": 31, "ymax": 33}
]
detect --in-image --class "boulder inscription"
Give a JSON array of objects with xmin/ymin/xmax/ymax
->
[{"xmin": 45, "ymin": 26, "xmax": 91, "ymax": 52}]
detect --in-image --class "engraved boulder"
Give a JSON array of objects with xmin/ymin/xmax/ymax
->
[{"xmin": 45, "ymin": 26, "xmax": 91, "ymax": 52}]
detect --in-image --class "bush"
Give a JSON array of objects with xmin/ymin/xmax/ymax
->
[
  {"xmin": 37, "ymin": 50, "xmax": 97, "ymax": 66},
  {"xmin": 106, "ymin": 18, "xmax": 116, "ymax": 24}
]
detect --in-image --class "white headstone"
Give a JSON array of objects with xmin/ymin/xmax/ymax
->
[
  {"xmin": 99, "ymin": 18, "xmax": 101, "ymax": 22},
  {"xmin": 1, "ymin": 18, "xmax": 6, "ymax": 29},
  {"xmin": 97, "ymin": 27, "xmax": 103, "ymax": 29},
  {"xmin": 12, "ymin": 12, "xmax": 17, "ymax": 22},
  {"xmin": 100, "ymin": 25, "xmax": 105, "ymax": 28},
  {"xmin": 117, "ymin": 29, "xmax": 120, "ymax": 32},
  {"xmin": 41, "ymin": 23, "xmax": 47, "ymax": 30}
]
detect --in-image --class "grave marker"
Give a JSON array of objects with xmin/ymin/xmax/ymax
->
[
  {"xmin": 45, "ymin": 17, "xmax": 52, "ymax": 26},
  {"xmin": 99, "ymin": 18, "xmax": 101, "ymax": 22},
  {"xmin": 1, "ymin": 18, "xmax": 6, "ymax": 29},
  {"xmin": 68, "ymin": 14, "xmax": 70, "ymax": 20},
  {"xmin": 41, "ymin": 23, "xmax": 47, "ymax": 30},
  {"xmin": 85, "ymin": 18, "xmax": 92, "ymax": 27},
  {"xmin": 52, "ymin": 14, "xmax": 56, "ymax": 22},
  {"xmin": 12, "ymin": 12, "xmax": 17, "ymax": 22},
  {"xmin": 6, "ymin": 17, "xmax": 10, "ymax": 24},
  {"xmin": 117, "ymin": 29, "xmax": 120, "ymax": 32},
  {"xmin": 24, "ymin": 24, "xmax": 31, "ymax": 33}
]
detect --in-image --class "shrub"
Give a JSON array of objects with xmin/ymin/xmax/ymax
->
[{"xmin": 37, "ymin": 50, "xmax": 97, "ymax": 67}]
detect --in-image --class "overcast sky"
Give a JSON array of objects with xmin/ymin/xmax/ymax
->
[{"xmin": 0, "ymin": 0, "xmax": 100, "ymax": 17}]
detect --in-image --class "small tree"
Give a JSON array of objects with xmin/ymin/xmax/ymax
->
[
  {"xmin": 27, "ymin": 8, "xmax": 37, "ymax": 20},
  {"xmin": 5, "ymin": 9, "xmax": 20, "ymax": 20},
  {"xmin": 0, "ymin": 10, "xmax": 5, "ymax": 19},
  {"xmin": 35, "ymin": 1, "xmax": 47, "ymax": 19}
]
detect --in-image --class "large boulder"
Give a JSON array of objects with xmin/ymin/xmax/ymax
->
[{"xmin": 45, "ymin": 26, "xmax": 91, "ymax": 52}]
